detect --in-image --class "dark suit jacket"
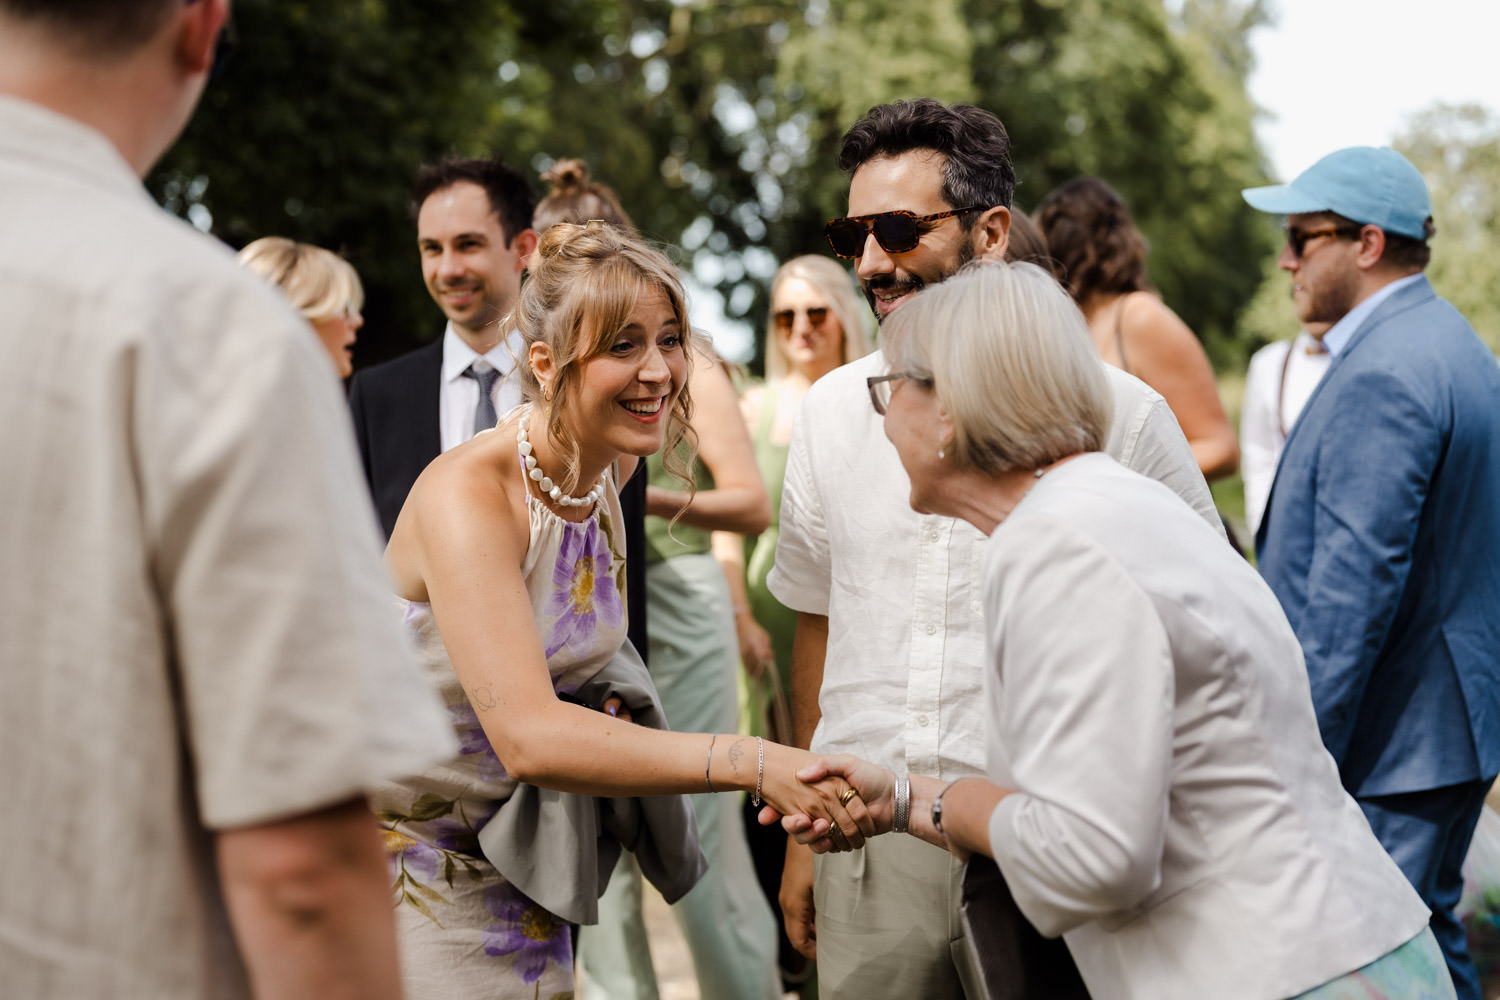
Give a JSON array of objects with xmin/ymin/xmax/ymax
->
[
  {"xmin": 1257, "ymin": 276, "xmax": 1500, "ymax": 797},
  {"xmin": 347, "ymin": 339, "xmax": 443, "ymax": 540},
  {"xmin": 345, "ymin": 338, "xmax": 651, "ymax": 660}
]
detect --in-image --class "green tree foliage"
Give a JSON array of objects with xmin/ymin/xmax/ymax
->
[
  {"xmin": 1396, "ymin": 103, "xmax": 1500, "ymax": 353},
  {"xmin": 150, "ymin": 0, "xmax": 525, "ymax": 363},
  {"xmin": 150, "ymin": 0, "xmax": 1274, "ymax": 372},
  {"xmin": 1234, "ymin": 101, "xmax": 1500, "ymax": 361}
]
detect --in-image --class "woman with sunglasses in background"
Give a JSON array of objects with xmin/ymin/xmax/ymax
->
[
  {"xmin": 711, "ymin": 253, "xmax": 869, "ymax": 995},
  {"xmin": 1037, "ymin": 177, "xmax": 1240, "ymax": 483}
]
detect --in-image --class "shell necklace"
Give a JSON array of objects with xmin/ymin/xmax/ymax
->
[{"xmin": 516, "ymin": 414, "xmax": 605, "ymax": 510}]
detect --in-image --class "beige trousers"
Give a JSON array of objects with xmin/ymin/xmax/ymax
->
[{"xmin": 813, "ymin": 832, "xmax": 982, "ymax": 999}]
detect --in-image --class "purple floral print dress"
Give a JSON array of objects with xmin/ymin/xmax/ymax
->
[{"xmin": 371, "ymin": 434, "xmax": 628, "ymax": 1000}]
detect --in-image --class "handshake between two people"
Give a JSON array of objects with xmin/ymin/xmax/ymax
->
[{"xmin": 757, "ymin": 751, "xmax": 1002, "ymax": 862}]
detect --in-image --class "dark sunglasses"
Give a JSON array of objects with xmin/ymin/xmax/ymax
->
[
  {"xmin": 1284, "ymin": 224, "xmax": 1362, "ymax": 259},
  {"xmin": 773, "ymin": 306, "xmax": 830, "ymax": 333},
  {"xmin": 825, "ymin": 207, "xmax": 985, "ymax": 259},
  {"xmin": 866, "ymin": 372, "xmax": 930, "ymax": 415}
]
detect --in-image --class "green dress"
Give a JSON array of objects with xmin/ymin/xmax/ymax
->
[{"xmin": 742, "ymin": 385, "xmax": 797, "ymax": 740}]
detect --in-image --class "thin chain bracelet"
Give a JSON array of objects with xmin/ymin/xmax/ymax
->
[
  {"xmin": 751, "ymin": 737, "xmax": 765, "ymax": 807},
  {"xmin": 705, "ymin": 734, "xmax": 717, "ymax": 793}
]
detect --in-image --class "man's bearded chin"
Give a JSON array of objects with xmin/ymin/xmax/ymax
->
[{"xmin": 861, "ymin": 238, "xmax": 977, "ymax": 323}]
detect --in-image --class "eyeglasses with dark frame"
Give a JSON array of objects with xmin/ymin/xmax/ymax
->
[
  {"xmin": 866, "ymin": 372, "xmax": 931, "ymax": 415},
  {"xmin": 1283, "ymin": 224, "xmax": 1364, "ymax": 259},
  {"xmin": 825, "ymin": 207, "xmax": 985, "ymax": 259},
  {"xmin": 772, "ymin": 306, "xmax": 831, "ymax": 333}
]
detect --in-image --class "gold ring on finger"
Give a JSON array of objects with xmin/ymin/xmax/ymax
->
[{"xmin": 839, "ymin": 786, "xmax": 858, "ymax": 807}]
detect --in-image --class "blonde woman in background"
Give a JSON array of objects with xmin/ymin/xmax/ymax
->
[
  {"xmin": 712, "ymin": 253, "xmax": 869, "ymax": 996},
  {"xmin": 238, "ymin": 236, "xmax": 364, "ymax": 377}
]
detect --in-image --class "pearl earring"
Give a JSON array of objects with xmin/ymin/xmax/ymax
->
[{"xmin": 937, "ymin": 448, "xmax": 946, "ymax": 460}]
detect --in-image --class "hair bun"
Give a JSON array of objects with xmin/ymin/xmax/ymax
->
[
  {"xmin": 535, "ymin": 219, "xmax": 619, "ymax": 262},
  {"xmin": 542, "ymin": 159, "xmax": 590, "ymax": 195}
]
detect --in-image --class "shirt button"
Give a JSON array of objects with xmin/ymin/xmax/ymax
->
[
  {"xmin": 925, "ymin": 623, "xmax": 937, "ymax": 635},
  {"xmin": 917, "ymin": 714, "xmax": 930, "ymax": 727},
  {"xmin": 927, "ymin": 529, "xmax": 941, "ymax": 543}
]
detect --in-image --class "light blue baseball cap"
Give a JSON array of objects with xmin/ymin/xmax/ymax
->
[{"xmin": 1242, "ymin": 146, "xmax": 1431, "ymax": 239}]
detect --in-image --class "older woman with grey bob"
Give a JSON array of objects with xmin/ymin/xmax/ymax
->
[{"xmin": 792, "ymin": 261, "xmax": 1451, "ymax": 1000}]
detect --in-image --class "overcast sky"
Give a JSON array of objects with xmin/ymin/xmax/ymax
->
[{"xmin": 1247, "ymin": 0, "xmax": 1500, "ymax": 180}]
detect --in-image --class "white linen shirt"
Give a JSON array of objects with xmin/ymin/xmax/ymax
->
[
  {"xmin": 0, "ymin": 96, "xmax": 457, "ymax": 1000},
  {"xmin": 1240, "ymin": 331, "xmax": 1331, "ymax": 534},
  {"xmin": 438, "ymin": 323, "xmax": 526, "ymax": 451},
  {"xmin": 767, "ymin": 351, "xmax": 1218, "ymax": 775}
]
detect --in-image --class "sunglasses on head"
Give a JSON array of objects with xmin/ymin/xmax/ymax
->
[
  {"xmin": 824, "ymin": 207, "xmax": 985, "ymax": 259},
  {"xmin": 773, "ymin": 306, "xmax": 830, "ymax": 333},
  {"xmin": 1283, "ymin": 223, "xmax": 1363, "ymax": 259}
]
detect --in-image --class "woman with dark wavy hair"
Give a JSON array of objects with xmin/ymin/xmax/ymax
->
[{"xmin": 1037, "ymin": 176, "xmax": 1239, "ymax": 481}]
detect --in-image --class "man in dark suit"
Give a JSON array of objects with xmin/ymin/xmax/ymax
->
[
  {"xmin": 348, "ymin": 158, "xmax": 538, "ymax": 538},
  {"xmin": 1245, "ymin": 147, "xmax": 1500, "ymax": 1000}
]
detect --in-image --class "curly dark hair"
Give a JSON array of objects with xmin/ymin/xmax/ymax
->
[
  {"xmin": 837, "ymin": 99, "xmax": 1016, "ymax": 219},
  {"xmin": 411, "ymin": 157, "xmax": 536, "ymax": 249},
  {"xmin": 1035, "ymin": 176, "xmax": 1152, "ymax": 304}
]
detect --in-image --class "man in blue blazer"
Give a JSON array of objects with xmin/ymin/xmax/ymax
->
[{"xmin": 1245, "ymin": 147, "xmax": 1500, "ymax": 1000}]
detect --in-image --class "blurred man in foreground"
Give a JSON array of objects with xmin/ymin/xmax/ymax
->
[{"xmin": 0, "ymin": 1, "xmax": 455, "ymax": 996}]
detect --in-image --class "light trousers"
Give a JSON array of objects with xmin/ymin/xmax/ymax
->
[
  {"xmin": 813, "ymin": 832, "xmax": 981, "ymax": 999},
  {"xmin": 579, "ymin": 553, "xmax": 780, "ymax": 1000}
]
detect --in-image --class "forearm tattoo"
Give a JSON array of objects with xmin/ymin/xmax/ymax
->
[
  {"xmin": 727, "ymin": 737, "xmax": 749, "ymax": 774},
  {"xmin": 468, "ymin": 684, "xmax": 498, "ymax": 712}
]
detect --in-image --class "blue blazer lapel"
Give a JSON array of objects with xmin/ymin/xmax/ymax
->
[{"xmin": 1255, "ymin": 276, "xmax": 1436, "ymax": 553}]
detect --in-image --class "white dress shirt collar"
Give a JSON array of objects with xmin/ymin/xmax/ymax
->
[
  {"xmin": 441, "ymin": 322, "xmax": 525, "ymax": 382},
  {"xmin": 437, "ymin": 322, "xmax": 527, "ymax": 452}
]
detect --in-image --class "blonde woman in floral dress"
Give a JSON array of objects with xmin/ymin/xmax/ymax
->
[{"xmin": 371, "ymin": 224, "xmax": 871, "ymax": 1000}]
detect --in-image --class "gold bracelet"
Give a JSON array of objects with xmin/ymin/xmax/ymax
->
[{"xmin": 705, "ymin": 734, "xmax": 718, "ymax": 793}]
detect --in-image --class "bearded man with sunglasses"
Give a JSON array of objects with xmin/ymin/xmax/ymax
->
[
  {"xmin": 765, "ymin": 98, "xmax": 1219, "ymax": 999},
  {"xmin": 1243, "ymin": 147, "xmax": 1500, "ymax": 1000}
]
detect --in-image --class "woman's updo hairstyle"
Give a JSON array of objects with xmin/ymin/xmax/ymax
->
[
  {"xmin": 1035, "ymin": 176, "xmax": 1151, "ymax": 304},
  {"xmin": 506, "ymin": 221, "xmax": 698, "ymax": 493},
  {"xmin": 532, "ymin": 159, "xmax": 637, "ymax": 236}
]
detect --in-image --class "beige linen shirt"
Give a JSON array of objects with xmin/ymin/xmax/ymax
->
[
  {"xmin": 767, "ymin": 350, "xmax": 1218, "ymax": 776},
  {"xmin": 0, "ymin": 97, "xmax": 456, "ymax": 999}
]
